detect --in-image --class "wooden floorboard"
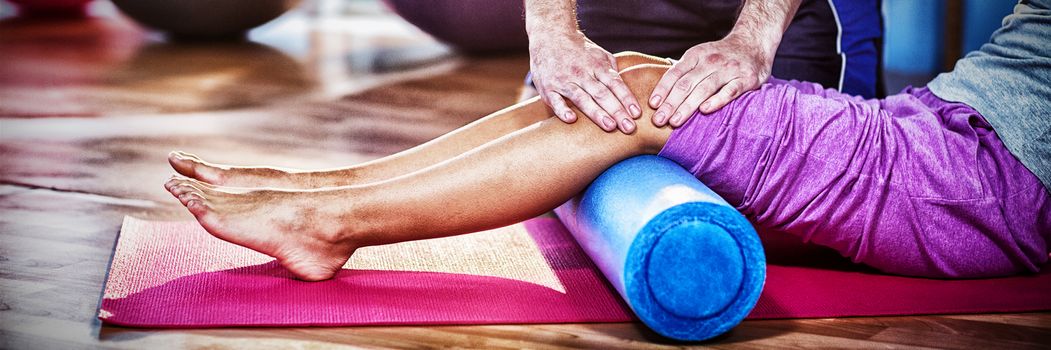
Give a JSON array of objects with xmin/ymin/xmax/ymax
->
[{"xmin": 1, "ymin": 3, "xmax": 1048, "ymax": 349}]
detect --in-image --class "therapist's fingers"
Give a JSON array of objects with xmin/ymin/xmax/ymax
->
[
  {"xmin": 667, "ymin": 72, "xmax": 727, "ymax": 126},
  {"xmin": 533, "ymin": 79, "xmax": 550, "ymax": 105},
  {"xmin": 649, "ymin": 60, "xmax": 694, "ymax": 109},
  {"xmin": 544, "ymin": 91, "xmax": 577, "ymax": 123},
  {"xmin": 537, "ymin": 78, "xmax": 574, "ymax": 122},
  {"xmin": 668, "ymin": 86, "xmax": 708, "ymax": 128},
  {"xmin": 652, "ymin": 69, "xmax": 710, "ymax": 127},
  {"xmin": 605, "ymin": 51, "xmax": 643, "ymax": 115},
  {"xmin": 579, "ymin": 78, "xmax": 635, "ymax": 133},
  {"xmin": 699, "ymin": 78, "xmax": 746, "ymax": 115},
  {"xmin": 596, "ymin": 70, "xmax": 642, "ymax": 119},
  {"xmin": 564, "ymin": 86, "xmax": 618, "ymax": 132}
]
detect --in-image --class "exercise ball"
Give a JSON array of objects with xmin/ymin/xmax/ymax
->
[
  {"xmin": 110, "ymin": 0, "xmax": 300, "ymax": 39},
  {"xmin": 383, "ymin": 0, "xmax": 528, "ymax": 54}
]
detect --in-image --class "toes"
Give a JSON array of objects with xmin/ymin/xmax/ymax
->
[
  {"xmin": 166, "ymin": 177, "xmax": 222, "ymax": 207},
  {"xmin": 177, "ymin": 191, "xmax": 206, "ymax": 206},
  {"xmin": 168, "ymin": 151, "xmax": 199, "ymax": 178},
  {"xmin": 165, "ymin": 176, "xmax": 191, "ymax": 195},
  {"xmin": 166, "ymin": 176, "xmax": 195, "ymax": 194},
  {"xmin": 169, "ymin": 151, "xmax": 223, "ymax": 185},
  {"xmin": 185, "ymin": 198, "xmax": 211, "ymax": 217},
  {"xmin": 185, "ymin": 200, "xmax": 227, "ymax": 246},
  {"xmin": 170, "ymin": 184, "xmax": 192, "ymax": 196},
  {"xmin": 164, "ymin": 176, "xmax": 178, "ymax": 191},
  {"xmin": 167, "ymin": 175, "xmax": 223, "ymax": 194},
  {"xmin": 185, "ymin": 198, "xmax": 223, "ymax": 235},
  {"xmin": 169, "ymin": 179, "xmax": 198, "ymax": 195}
]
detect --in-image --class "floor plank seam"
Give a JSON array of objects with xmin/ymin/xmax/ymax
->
[{"xmin": 0, "ymin": 181, "xmax": 161, "ymax": 208}]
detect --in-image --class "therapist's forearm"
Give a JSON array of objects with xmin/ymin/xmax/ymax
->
[
  {"xmin": 729, "ymin": 0, "xmax": 801, "ymax": 59},
  {"xmin": 524, "ymin": 0, "xmax": 579, "ymax": 40}
]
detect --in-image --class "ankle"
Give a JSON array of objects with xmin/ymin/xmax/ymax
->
[{"xmin": 314, "ymin": 187, "xmax": 374, "ymax": 247}]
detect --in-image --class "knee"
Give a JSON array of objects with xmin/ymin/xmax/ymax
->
[
  {"xmin": 619, "ymin": 65, "xmax": 666, "ymax": 97},
  {"xmin": 559, "ymin": 65, "xmax": 671, "ymax": 154},
  {"xmin": 618, "ymin": 65, "xmax": 673, "ymax": 152},
  {"xmin": 613, "ymin": 51, "xmax": 670, "ymax": 71}
]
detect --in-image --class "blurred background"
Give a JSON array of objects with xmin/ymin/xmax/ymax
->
[
  {"xmin": 0, "ymin": 0, "xmax": 1017, "ymax": 115},
  {"xmin": 883, "ymin": 0, "xmax": 1016, "ymax": 91},
  {"xmin": 0, "ymin": 0, "xmax": 476, "ymax": 117}
]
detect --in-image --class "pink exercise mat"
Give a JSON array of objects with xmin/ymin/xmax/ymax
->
[{"xmin": 98, "ymin": 217, "xmax": 1051, "ymax": 328}]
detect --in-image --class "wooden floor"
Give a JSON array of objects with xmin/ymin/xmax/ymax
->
[{"xmin": 1, "ymin": 2, "xmax": 1049, "ymax": 349}]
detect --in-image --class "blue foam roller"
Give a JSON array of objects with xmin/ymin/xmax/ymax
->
[{"xmin": 555, "ymin": 155, "xmax": 766, "ymax": 341}]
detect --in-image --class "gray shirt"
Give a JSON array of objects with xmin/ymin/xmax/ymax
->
[{"xmin": 928, "ymin": 0, "xmax": 1051, "ymax": 193}]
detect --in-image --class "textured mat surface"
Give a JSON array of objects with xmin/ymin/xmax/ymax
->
[
  {"xmin": 99, "ymin": 217, "xmax": 1051, "ymax": 327},
  {"xmin": 99, "ymin": 217, "xmax": 632, "ymax": 327}
]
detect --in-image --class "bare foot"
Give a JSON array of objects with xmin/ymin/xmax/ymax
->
[
  {"xmin": 168, "ymin": 151, "xmax": 353, "ymax": 189},
  {"xmin": 164, "ymin": 176, "xmax": 358, "ymax": 281}
]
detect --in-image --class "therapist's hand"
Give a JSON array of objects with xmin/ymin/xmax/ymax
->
[
  {"xmin": 649, "ymin": 33, "xmax": 773, "ymax": 128},
  {"xmin": 529, "ymin": 31, "xmax": 642, "ymax": 133}
]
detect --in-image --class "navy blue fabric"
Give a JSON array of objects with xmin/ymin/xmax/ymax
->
[
  {"xmin": 555, "ymin": 155, "xmax": 766, "ymax": 341},
  {"xmin": 829, "ymin": 0, "xmax": 883, "ymax": 98}
]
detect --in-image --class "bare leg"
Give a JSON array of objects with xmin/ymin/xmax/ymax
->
[
  {"xmin": 164, "ymin": 65, "xmax": 672, "ymax": 281},
  {"xmin": 169, "ymin": 52, "xmax": 672, "ymax": 189},
  {"xmin": 168, "ymin": 100, "xmax": 551, "ymax": 189}
]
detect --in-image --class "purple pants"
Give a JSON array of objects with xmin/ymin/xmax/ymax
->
[{"xmin": 658, "ymin": 79, "xmax": 1051, "ymax": 278}]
